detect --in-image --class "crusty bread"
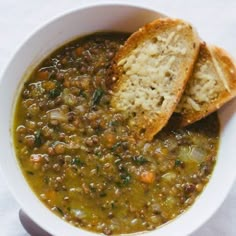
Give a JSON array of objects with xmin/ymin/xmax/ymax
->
[
  {"xmin": 110, "ymin": 18, "xmax": 200, "ymax": 140},
  {"xmin": 175, "ymin": 42, "xmax": 236, "ymax": 126}
]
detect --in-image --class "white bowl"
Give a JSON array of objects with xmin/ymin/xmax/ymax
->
[{"xmin": 0, "ymin": 2, "xmax": 236, "ymax": 236}]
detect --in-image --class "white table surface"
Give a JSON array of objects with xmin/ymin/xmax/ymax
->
[{"xmin": 0, "ymin": 0, "xmax": 235, "ymax": 235}]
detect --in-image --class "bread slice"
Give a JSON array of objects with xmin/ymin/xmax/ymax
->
[
  {"xmin": 175, "ymin": 42, "xmax": 236, "ymax": 126},
  {"xmin": 110, "ymin": 18, "xmax": 200, "ymax": 141}
]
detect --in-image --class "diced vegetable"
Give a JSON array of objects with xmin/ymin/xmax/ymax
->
[
  {"xmin": 161, "ymin": 172, "xmax": 176, "ymax": 182},
  {"xmin": 47, "ymin": 108, "xmax": 67, "ymax": 122},
  {"xmin": 139, "ymin": 171, "xmax": 155, "ymax": 184}
]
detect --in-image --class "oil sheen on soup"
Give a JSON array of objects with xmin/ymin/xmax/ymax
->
[{"xmin": 14, "ymin": 33, "xmax": 219, "ymax": 235}]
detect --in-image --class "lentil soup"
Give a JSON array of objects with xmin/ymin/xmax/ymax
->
[{"xmin": 13, "ymin": 33, "xmax": 219, "ymax": 235}]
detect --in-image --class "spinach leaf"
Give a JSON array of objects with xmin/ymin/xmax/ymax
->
[
  {"xmin": 48, "ymin": 81, "xmax": 62, "ymax": 99},
  {"xmin": 49, "ymin": 87, "xmax": 61, "ymax": 99},
  {"xmin": 111, "ymin": 141, "xmax": 122, "ymax": 152},
  {"xmin": 120, "ymin": 172, "xmax": 131, "ymax": 185},
  {"xmin": 132, "ymin": 155, "xmax": 148, "ymax": 165},
  {"xmin": 71, "ymin": 157, "xmax": 84, "ymax": 166},
  {"xmin": 175, "ymin": 159, "xmax": 184, "ymax": 167},
  {"xmin": 91, "ymin": 88, "xmax": 104, "ymax": 106}
]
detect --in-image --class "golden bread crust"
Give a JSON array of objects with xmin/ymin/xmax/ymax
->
[{"xmin": 176, "ymin": 43, "xmax": 236, "ymax": 126}]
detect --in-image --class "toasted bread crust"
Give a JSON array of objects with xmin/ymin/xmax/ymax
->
[
  {"xmin": 110, "ymin": 18, "xmax": 199, "ymax": 88},
  {"xmin": 175, "ymin": 43, "xmax": 236, "ymax": 126},
  {"xmin": 110, "ymin": 18, "xmax": 200, "ymax": 140}
]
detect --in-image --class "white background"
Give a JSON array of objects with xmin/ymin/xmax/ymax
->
[{"xmin": 0, "ymin": 0, "xmax": 235, "ymax": 235}]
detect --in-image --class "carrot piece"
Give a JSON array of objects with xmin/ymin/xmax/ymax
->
[
  {"xmin": 37, "ymin": 71, "xmax": 49, "ymax": 80},
  {"xmin": 140, "ymin": 171, "xmax": 155, "ymax": 184},
  {"xmin": 75, "ymin": 47, "xmax": 83, "ymax": 56}
]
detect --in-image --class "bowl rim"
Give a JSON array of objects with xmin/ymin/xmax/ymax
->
[{"xmin": 0, "ymin": 1, "xmax": 235, "ymax": 236}]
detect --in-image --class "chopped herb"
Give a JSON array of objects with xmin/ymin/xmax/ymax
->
[
  {"xmin": 111, "ymin": 141, "xmax": 122, "ymax": 152},
  {"xmin": 175, "ymin": 159, "xmax": 184, "ymax": 167},
  {"xmin": 26, "ymin": 170, "xmax": 34, "ymax": 175},
  {"xmin": 132, "ymin": 155, "xmax": 148, "ymax": 165},
  {"xmin": 48, "ymin": 81, "xmax": 62, "ymax": 99},
  {"xmin": 71, "ymin": 157, "xmax": 83, "ymax": 166},
  {"xmin": 91, "ymin": 88, "xmax": 104, "ymax": 106},
  {"xmin": 56, "ymin": 206, "xmax": 64, "ymax": 216},
  {"xmin": 120, "ymin": 172, "xmax": 131, "ymax": 185},
  {"xmin": 175, "ymin": 159, "xmax": 181, "ymax": 166},
  {"xmin": 34, "ymin": 130, "xmax": 42, "ymax": 147},
  {"xmin": 48, "ymin": 87, "xmax": 61, "ymax": 99},
  {"xmin": 94, "ymin": 151, "xmax": 102, "ymax": 157}
]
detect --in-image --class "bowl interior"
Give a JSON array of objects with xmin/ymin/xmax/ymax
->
[{"xmin": 0, "ymin": 3, "xmax": 235, "ymax": 236}]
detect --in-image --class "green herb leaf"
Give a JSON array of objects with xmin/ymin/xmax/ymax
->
[
  {"xmin": 175, "ymin": 159, "xmax": 184, "ymax": 167},
  {"xmin": 48, "ymin": 81, "xmax": 62, "ymax": 99},
  {"xmin": 56, "ymin": 207, "xmax": 64, "ymax": 216},
  {"xmin": 111, "ymin": 141, "xmax": 122, "ymax": 152},
  {"xmin": 71, "ymin": 157, "xmax": 83, "ymax": 166},
  {"xmin": 132, "ymin": 155, "xmax": 148, "ymax": 165},
  {"xmin": 91, "ymin": 88, "xmax": 104, "ymax": 106},
  {"xmin": 48, "ymin": 87, "xmax": 61, "ymax": 99},
  {"xmin": 34, "ymin": 130, "xmax": 42, "ymax": 147},
  {"xmin": 120, "ymin": 172, "xmax": 131, "ymax": 185}
]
